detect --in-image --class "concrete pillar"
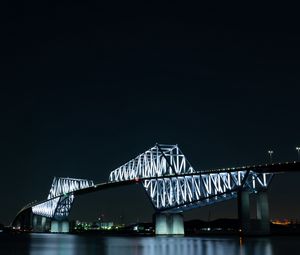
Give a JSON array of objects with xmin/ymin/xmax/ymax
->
[
  {"xmin": 51, "ymin": 220, "xmax": 70, "ymax": 233},
  {"xmin": 51, "ymin": 220, "xmax": 59, "ymax": 233},
  {"xmin": 32, "ymin": 215, "xmax": 38, "ymax": 231},
  {"xmin": 61, "ymin": 221, "xmax": 70, "ymax": 233},
  {"xmin": 256, "ymin": 191, "xmax": 270, "ymax": 235},
  {"xmin": 238, "ymin": 190, "xmax": 250, "ymax": 235},
  {"xmin": 171, "ymin": 214, "xmax": 184, "ymax": 235},
  {"xmin": 155, "ymin": 213, "xmax": 168, "ymax": 235},
  {"xmin": 32, "ymin": 215, "xmax": 46, "ymax": 232},
  {"xmin": 155, "ymin": 213, "xmax": 184, "ymax": 235},
  {"xmin": 41, "ymin": 217, "xmax": 46, "ymax": 231}
]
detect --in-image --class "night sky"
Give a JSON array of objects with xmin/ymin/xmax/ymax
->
[{"xmin": 1, "ymin": 2, "xmax": 300, "ymax": 225}]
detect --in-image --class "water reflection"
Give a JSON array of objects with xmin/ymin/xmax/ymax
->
[
  {"xmin": 105, "ymin": 237, "xmax": 273, "ymax": 255},
  {"xmin": 29, "ymin": 233, "xmax": 106, "ymax": 255},
  {"xmin": 0, "ymin": 233, "xmax": 294, "ymax": 255},
  {"xmin": 239, "ymin": 238, "xmax": 273, "ymax": 255},
  {"xmin": 106, "ymin": 237, "xmax": 233, "ymax": 255},
  {"xmin": 28, "ymin": 235, "xmax": 274, "ymax": 255},
  {"xmin": 29, "ymin": 234, "xmax": 80, "ymax": 255}
]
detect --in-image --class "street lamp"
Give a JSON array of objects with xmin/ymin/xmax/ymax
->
[
  {"xmin": 268, "ymin": 150, "xmax": 274, "ymax": 164},
  {"xmin": 296, "ymin": 147, "xmax": 300, "ymax": 161}
]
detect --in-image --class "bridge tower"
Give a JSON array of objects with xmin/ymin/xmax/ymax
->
[
  {"xmin": 154, "ymin": 213, "xmax": 184, "ymax": 235},
  {"xmin": 238, "ymin": 190, "xmax": 270, "ymax": 235},
  {"xmin": 50, "ymin": 220, "xmax": 70, "ymax": 233},
  {"xmin": 109, "ymin": 144, "xmax": 274, "ymax": 236},
  {"xmin": 32, "ymin": 215, "xmax": 49, "ymax": 232},
  {"xmin": 256, "ymin": 190, "xmax": 270, "ymax": 234},
  {"xmin": 30, "ymin": 177, "xmax": 94, "ymax": 233}
]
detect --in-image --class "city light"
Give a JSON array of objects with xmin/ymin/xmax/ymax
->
[{"xmin": 268, "ymin": 150, "xmax": 274, "ymax": 164}]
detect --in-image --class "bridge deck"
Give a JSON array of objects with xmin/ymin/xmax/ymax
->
[
  {"xmin": 206, "ymin": 161, "xmax": 300, "ymax": 174},
  {"xmin": 21, "ymin": 162, "xmax": 300, "ymax": 211},
  {"xmin": 13, "ymin": 161, "xmax": 300, "ymax": 225}
]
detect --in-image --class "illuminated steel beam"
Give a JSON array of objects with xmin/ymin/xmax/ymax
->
[
  {"xmin": 108, "ymin": 144, "xmax": 273, "ymax": 212},
  {"xmin": 32, "ymin": 177, "xmax": 94, "ymax": 219},
  {"xmin": 109, "ymin": 144, "xmax": 195, "ymax": 182}
]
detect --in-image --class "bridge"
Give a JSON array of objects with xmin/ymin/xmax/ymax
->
[{"xmin": 12, "ymin": 144, "xmax": 300, "ymax": 235}]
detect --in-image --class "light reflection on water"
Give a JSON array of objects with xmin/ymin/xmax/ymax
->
[
  {"xmin": 104, "ymin": 237, "xmax": 273, "ymax": 255},
  {"xmin": 1, "ymin": 233, "xmax": 297, "ymax": 255},
  {"xmin": 29, "ymin": 234, "xmax": 80, "ymax": 255}
]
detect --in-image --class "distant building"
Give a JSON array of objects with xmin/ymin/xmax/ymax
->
[
  {"xmin": 271, "ymin": 219, "xmax": 298, "ymax": 225},
  {"xmin": 100, "ymin": 222, "xmax": 113, "ymax": 229}
]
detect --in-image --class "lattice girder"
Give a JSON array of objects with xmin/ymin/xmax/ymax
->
[
  {"xmin": 108, "ymin": 144, "xmax": 274, "ymax": 212},
  {"xmin": 32, "ymin": 177, "xmax": 94, "ymax": 219},
  {"xmin": 142, "ymin": 171, "xmax": 273, "ymax": 212},
  {"xmin": 109, "ymin": 144, "xmax": 195, "ymax": 182}
]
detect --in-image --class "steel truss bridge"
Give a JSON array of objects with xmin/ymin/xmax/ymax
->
[{"xmin": 12, "ymin": 144, "xmax": 300, "ymax": 227}]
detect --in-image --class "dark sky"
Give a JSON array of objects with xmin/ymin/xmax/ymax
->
[{"xmin": 1, "ymin": 1, "xmax": 300, "ymax": 225}]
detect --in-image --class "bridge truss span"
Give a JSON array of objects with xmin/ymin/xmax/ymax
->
[
  {"xmin": 143, "ymin": 171, "xmax": 273, "ymax": 212},
  {"xmin": 108, "ymin": 144, "xmax": 274, "ymax": 212},
  {"xmin": 32, "ymin": 177, "xmax": 94, "ymax": 219},
  {"xmin": 109, "ymin": 144, "xmax": 195, "ymax": 182}
]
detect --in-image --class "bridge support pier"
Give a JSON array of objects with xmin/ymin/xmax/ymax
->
[
  {"xmin": 238, "ymin": 190, "xmax": 250, "ymax": 235},
  {"xmin": 32, "ymin": 215, "xmax": 47, "ymax": 232},
  {"xmin": 256, "ymin": 191, "xmax": 270, "ymax": 235},
  {"xmin": 154, "ymin": 213, "xmax": 184, "ymax": 235},
  {"xmin": 50, "ymin": 220, "xmax": 70, "ymax": 233},
  {"xmin": 238, "ymin": 190, "xmax": 270, "ymax": 235}
]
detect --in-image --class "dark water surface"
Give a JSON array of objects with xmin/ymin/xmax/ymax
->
[{"xmin": 0, "ymin": 233, "xmax": 299, "ymax": 255}]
